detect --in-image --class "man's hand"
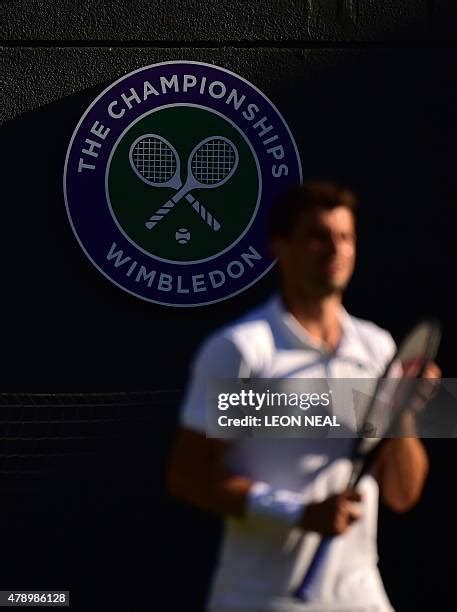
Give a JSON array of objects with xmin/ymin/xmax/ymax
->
[
  {"xmin": 298, "ymin": 489, "xmax": 363, "ymax": 536},
  {"xmin": 396, "ymin": 361, "xmax": 441, "ymax": 435},
  {"xmin": 423, "ymin": 361, "xmax": 441, "ymax": 378},
  {"xmin": 409, "ymin": 361, "xmax": 441, "ymax": 407}
]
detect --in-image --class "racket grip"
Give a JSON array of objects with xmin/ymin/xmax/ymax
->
[
  {"xmin": 145, "ymin": 199, "xmax": 176, "ymax": 229},
  {"xmin": 185, "ymin": 194, "xmax": 221, "ymax": 231},
  {"xmin": 293, "ymin": 536, "xmax": 332, "ymax": 600}
]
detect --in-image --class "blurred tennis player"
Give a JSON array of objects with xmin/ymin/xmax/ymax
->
[{"xmin": 167, "ymin": 181, "xmax": 440, "ymax": 612}]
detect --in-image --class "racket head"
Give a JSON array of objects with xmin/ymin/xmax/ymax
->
[
  {"xmin": 188, "ymin": 136, "xmax": 239, "ymax": 189},
  {"xmin": 350, "ymin": 317, "xmax": 442, "ymax": 484},
  {"xmin": 129, "ymin": 134, "xmax": 181, "ymax": 189}
]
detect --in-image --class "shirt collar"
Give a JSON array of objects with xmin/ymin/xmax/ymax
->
[{"xmin": 270, "ymin": 294, "xmax": 373, "ymax": 367}]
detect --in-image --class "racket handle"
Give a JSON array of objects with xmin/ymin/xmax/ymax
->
[
  {"xmin": 145, "ymin": 193, "xmax": 221, "ymax": 231},
  {"xmin": 293, "ymin": 536, "xmax": 332, "ymax": 600},
  {"xmin": 185, "ymin": 194, "xmax": 221, "ymax": 231},
  {"xmin": 145, "ymin": 198, "xmax": 176, "ymax": 229}
]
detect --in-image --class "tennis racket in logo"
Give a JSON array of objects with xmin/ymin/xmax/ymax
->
[
  {"xmin": 129, "ymin": 134, "xmax": 231, "ymax": 232},
  {"xmin": 133, "ymin": 135, "xmax": 238, "ymax": 231},
  {"xmin": 130, "ymin": 134, "xmax": 221, "ymax": 232}
]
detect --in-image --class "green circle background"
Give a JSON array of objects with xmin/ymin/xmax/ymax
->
[{"xmin": 108, "ymin": 106, "xmax": 259, "ymax": 261}]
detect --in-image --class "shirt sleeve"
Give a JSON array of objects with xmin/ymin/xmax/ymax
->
[
  {"xmin": 179, "ymin": 333, "xmax": 251, "ymax": 433},
  {"xmin": 365, "ymin": 326, "xmax": 398, "ymax": 376},
  {"xmin": 383, "ymin": 332, "xmax": 397, "ymax": 367}
]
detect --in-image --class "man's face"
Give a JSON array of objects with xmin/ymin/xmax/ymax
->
[{"xmin": 272, "ymin": 206, "xmax": 356, "ymax": 298}]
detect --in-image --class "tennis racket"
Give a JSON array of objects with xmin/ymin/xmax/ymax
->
[
  {"xmin": 129, "ymin": 134, "xmax": 222, "ymax": 232},
  {"xmin": 293, "ymin": 318, "xmax": 442, "ymax": 601},
  {"xmin": 143, "ymin": 136, "xmax": 239, "ymax": 230}
]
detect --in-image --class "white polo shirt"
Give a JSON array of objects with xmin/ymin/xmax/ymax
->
[{"xmin": 180, "ymin": 295, "xmax": 396, "ymax": 612}]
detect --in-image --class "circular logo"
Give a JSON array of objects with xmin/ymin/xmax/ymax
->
[{"xmin": 64, "ymin": 61, "xmax": 302, "ymax": 306}]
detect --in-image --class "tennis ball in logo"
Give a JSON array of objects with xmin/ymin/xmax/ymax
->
[{"xmin": 176, "ymin": 228, "xmax": 191, "ymax": 245}]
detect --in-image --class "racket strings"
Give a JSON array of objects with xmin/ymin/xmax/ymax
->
[
  {"xmin": 132, "ymin": 137, "xmax": 177, "ymax": 183},
  {"xmin": 191, "ymin": 139, "xmax": 236, "ymax": 184}
]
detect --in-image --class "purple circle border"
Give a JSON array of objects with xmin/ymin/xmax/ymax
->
[{"xmin": 64, "ymin": 61, "xmax": 302, "ymax": 306}]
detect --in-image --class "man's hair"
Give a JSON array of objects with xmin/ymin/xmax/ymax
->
[{"xmin": 268, "ymin": 180, "xmax": 358, "ymax": 239}]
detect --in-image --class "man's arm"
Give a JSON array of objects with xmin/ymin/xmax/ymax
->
[
  {"xmin": 167, "ymin": 427, "xmax": 363, "ymax": 535},
  {"xmin": 374, "ymin": 434, "xmax": 429, "ymax": 513},
  {"xmin": 374, "ymin": 362, "xmax": 440, "ymax": 513},
  {"xmin": 166, "ymin": 427, "xmax": 251, "ymax": 517}
]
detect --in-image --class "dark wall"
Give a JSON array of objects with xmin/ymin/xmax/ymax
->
[
  {"xmin": 1, "ymin": 2, "xmax": 456, "ymax": 611},
  {"xmin": 2, "ymin": 48, "xmax": 457, "ymax": 389},
  {"xmin": 3, "ymin": 0, "xmax": 454, "ymax": 45}
]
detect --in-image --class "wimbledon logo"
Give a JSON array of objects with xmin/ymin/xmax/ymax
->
[{"xmin": 64, "ymin": 61, "xmax": 302, "ymax": 306}]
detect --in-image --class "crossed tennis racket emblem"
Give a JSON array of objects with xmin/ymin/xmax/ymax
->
[{"xmin": 129, "ymin": 134, "xmax": 239, "ymax": 232}]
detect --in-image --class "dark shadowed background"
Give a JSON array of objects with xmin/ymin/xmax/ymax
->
[{"xmin": 1, "ymin": 2, "xmax": 457, "ymax": 610}]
